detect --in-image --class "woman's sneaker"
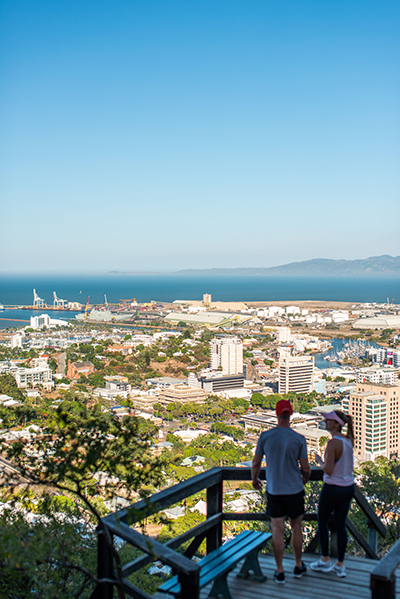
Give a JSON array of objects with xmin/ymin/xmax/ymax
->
[
  {"xmin": 274, "ymin": 571, "xmax": 286, "ymax": 584},
  {"xmin": 310, "ymin": 558, "xmax": 334, "ymax": 572},
  {"xmin": 333, "ymin": 565, "xmax": 346, "ymax": 577}
]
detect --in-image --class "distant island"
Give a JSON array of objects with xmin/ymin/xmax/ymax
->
[{"xmin": 107, "ymin": 255, "xmax": 400, "ymax": 277}]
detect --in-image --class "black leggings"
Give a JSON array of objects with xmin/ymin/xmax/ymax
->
[{"xmin": 318, "ymin": 483, "xmax": 355, "ymax": 562}]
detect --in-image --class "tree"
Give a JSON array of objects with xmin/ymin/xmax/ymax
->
[
  {"xmin": 48, "ymin": 358, "xmax": 57, "ymax": 373},
  {"xmin": 0, "ymin": 507, "xmax": 96, "ymax": 598},
  {"xmin": 0, "ymin": 374, "xmax": 25, "ymax": 403},
  {"xmin": 318, "ymin": 436, "xmax": 329, "ymax": 450},
  {"xmin": 355, "ymin": 457, "xmax": 400, "ymax": 552},
  {"xmin": 0, "ymin": 404, "xmax": 170, "ymax": 598}
]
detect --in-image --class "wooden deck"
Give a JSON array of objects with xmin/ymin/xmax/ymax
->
[{"xmin": 155, "ymin": 553, "xmax": 400, "ymax": 599}]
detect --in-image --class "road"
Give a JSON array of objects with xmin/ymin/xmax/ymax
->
[{"xmin": 0, "ymin": 454, "xmax": 30, "ymax": 484}]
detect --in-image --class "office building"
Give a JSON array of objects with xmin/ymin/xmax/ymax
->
[
  {"xmin": 210, "ymin": 335, "xmax": 243, "ymax": 375},
  {"xmin": 156, "ymin": 384, "xmax": 207, "ymax": 405},
  {"xmin": 278, "ymin": 356, "xmax": 314, "ymax": 394},
  {"xmin": 197, "ymin": 373, "xmax": 245, "ymax": 393},
  {"xmin": 342, "ymin": 381, "xmax": 400, "ymax": 461}
]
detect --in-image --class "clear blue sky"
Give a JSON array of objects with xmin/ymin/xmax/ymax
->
[{"xmin": 1, "ymin": 0, "xmax": 399, "ymax": 272}]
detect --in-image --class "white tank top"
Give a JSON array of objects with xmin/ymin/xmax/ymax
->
[{"xmin": 323, "ymin": 436, "xmax": 354, "ymax": 487}]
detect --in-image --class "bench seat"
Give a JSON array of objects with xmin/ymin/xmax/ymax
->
[{"xmin": 159, "ymin": 529, "xmax": 271, "ymax": 599}]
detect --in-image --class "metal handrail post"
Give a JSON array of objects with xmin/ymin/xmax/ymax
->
[
  {"xmin": 96, "ymin": 526, "xmax": 114, "ymax": 599},
  {"xmin": 206, "ymin": 480, "xmax": 223, "ymax": 553}
]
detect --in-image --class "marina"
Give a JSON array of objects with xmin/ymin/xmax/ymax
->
[{"xmin": 314, "ymin": 338, "xmax": 380, "ymax": 369}]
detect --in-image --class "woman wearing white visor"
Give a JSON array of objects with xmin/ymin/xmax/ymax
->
[{"xmin": 310, "ymin": 410, "xmax": 355, "ymax": 578}]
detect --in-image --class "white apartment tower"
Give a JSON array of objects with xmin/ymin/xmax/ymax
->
[
  {"xmin": 276, "ymin": 327, "xmax": 292, "ymax": 343},
  {"xmin": 210, "ymin": 335, "xmax": 243, "ymax": 375},
  {"xmin": 279, "ymin": 356, "xmax": 314, "ymax": 394}
]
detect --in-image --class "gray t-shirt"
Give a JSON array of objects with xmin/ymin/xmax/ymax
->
[{"xmin": 256, "ymin": 426, "xmax": 308, "ymax": 495}]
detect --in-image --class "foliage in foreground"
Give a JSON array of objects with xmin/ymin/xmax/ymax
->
[
  {"xmin": 0, "ymin": 403, "xmax": 171, "ymax": 598},
  {"xmin": 0, "ymin": 509, "xmax": 96, "ymax": 599}
]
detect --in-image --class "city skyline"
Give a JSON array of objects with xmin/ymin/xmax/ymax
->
[{"xmin": 1, "ymin": 1, "xmax": 399, "ymax": 273}]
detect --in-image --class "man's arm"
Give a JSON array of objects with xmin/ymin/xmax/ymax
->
[
  {"xmin": 300, "ymin": 458, "xmax": 311, "ymax": 484},
  {"xmin": 251, "ymin": 454, "xmax": 263, "ymax": 490}
]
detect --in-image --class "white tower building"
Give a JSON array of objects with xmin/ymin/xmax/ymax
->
[
  {"xmin": 279, "ymin": 355, "xmax": 314, "ymax": 394},
  {"xmin": 210, "ymin": 335, "xmax": 243, "ymax": 375},
  {"xmin": 276, "ymin": 327, "xmax": 292, "ymax": 343}
]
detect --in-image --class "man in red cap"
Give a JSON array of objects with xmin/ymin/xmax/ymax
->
[{"xmin": 252, "ymin": 399, "xmax": 310, "ymax": 585}]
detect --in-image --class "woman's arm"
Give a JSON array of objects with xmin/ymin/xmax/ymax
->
[{"xmin": 317, "ymin": 439, "xmax": 341, "ymax": 475}]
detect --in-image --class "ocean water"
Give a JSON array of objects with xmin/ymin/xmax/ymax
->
[
  {"xmin": 0, "ymin": 273, "xmax": 398, "ymax": 331},
  {"xmin": 0, "ymin": 309, "xmax": 81, "ymax": 330},
  {"xmin": 0, "ymin": 274, "xmax": 399, "ymax": 306}
]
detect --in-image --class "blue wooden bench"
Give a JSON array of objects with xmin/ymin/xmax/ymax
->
[{"xmin": 158, "ymin": 529, "xmax": 271, "ymax": 599}]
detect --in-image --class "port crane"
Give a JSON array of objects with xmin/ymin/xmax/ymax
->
[
  {"xmin": 53, "ymin": 291, "xmax": 68, "ymax": 308},
  {"xmin": 33, "ymin": 289, "xmax": 46, "ymax": 309},
  {"xmin": 84, "ymin": 296, "xmax": 91, "ymax": 318}
]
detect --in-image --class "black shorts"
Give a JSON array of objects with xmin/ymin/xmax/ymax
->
[{"xmin": 266, "ymin": 490, "xmax": 305, "ymax": 520}]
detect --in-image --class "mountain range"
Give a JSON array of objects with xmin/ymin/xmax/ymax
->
[
  {"xmin": 174, "ymin": 255, "xmax": 400, "ymax": 276},
  {"xmin": 107, "ymin": 255, "xmax": 400, "ymax": 276}
]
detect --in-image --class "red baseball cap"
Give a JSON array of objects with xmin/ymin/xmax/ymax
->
[{"xmin": 276, "ymin": 399, "xmax": 293, "ymax": 416}]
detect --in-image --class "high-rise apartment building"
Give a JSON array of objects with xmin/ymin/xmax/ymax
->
[
  {"xmin": 210, "ymin": 335, "xmax": 243, "ymax": 375},
  {"xmin": 342, "ymin": 381, "xmax": 400, "ymax": 461},
  {"xmin": 278, "ymin": 356, "xmax": 314, "ymax": 394},
  {"xmin": 276, "ymin": 327, "xmax": 292, "ymax": 343}
]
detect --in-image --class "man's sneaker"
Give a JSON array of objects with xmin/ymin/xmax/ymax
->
[
  {"xmin": 294, "ymin": 562, "xmax": 307, "ymax": 578},
  {"xmin": 333, "ymin": 564, "xmax": 346, "ymax": 577},
  {"xmin": 274, "ymin": 571, "xmax": 286, "ymax": 584},
  {"xmin": 310, "ymin": 558, "xmax": 334, "ymax": 572}
]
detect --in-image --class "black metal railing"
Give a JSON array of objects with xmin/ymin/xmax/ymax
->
[
  {"xmin": 92, "ymin": 467, "xmax": 386, "ymax": 599},
  {"xmin": 371, "ymin": 538, "xmax": 400, "ymax": 599}
]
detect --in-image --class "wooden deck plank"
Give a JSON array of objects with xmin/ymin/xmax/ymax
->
[{"xmin": 154, "ymin": 554, "xmax": 400, "ymax": 599}]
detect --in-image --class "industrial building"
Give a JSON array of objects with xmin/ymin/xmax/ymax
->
[
  {"xmin": 352, "ymin": 315, "xmax": 400, "ymax": 329},
  {"xmin": 164, "ymin": 311, "xmax": 255, "ymax": 328}
]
